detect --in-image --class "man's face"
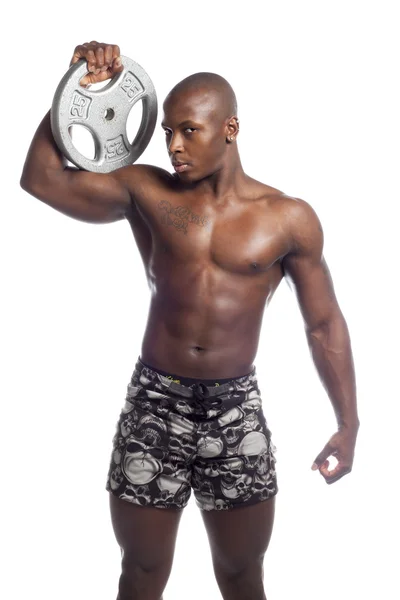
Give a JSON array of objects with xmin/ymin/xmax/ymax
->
[{"xmin": 162, "ymin": 89, "xmax": 228, "ymax": 183}]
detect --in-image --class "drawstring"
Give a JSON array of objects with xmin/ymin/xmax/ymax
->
[{"xmin": 191, "ymin": 382, "xmax": 224, "ymax": 415}]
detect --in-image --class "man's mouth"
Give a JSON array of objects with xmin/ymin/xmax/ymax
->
[{"xmin": 173, "ymin": 163, "xmax": 190, "ymax": 173}]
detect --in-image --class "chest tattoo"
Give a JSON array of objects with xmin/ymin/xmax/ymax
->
[{"xmin": 158, "ymin": 200, "xmax": 210, "ymax": 235}]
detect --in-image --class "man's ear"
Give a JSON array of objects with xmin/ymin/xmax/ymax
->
[{"xmin": 226, "ymin": 116, "xmax": 239, "ymax": 141}]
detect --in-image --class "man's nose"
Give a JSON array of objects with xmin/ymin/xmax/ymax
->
[{"xmin": 168, "ymin": 132, "xmax": 184, "ymax": 153}]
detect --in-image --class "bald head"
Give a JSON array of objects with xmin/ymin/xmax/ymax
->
[
  {"xmin": 164, "ymin": 72, "xmax": 238, "ymax": 123},
  {"xmin": 161, "ymin": 72, "xmax": 240, "ymax": 181}
]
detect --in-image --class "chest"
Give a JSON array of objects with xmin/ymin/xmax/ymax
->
[{"xmin": 144, "ymin": 197, "xmax": 290, "ymax": 275}]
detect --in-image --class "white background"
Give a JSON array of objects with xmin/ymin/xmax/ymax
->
[{"xmin": 2, "ymin": 1, "xmax": 399, "ymax": 599}]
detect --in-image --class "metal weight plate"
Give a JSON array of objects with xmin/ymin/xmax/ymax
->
[{"xmin": 50, "ymin": 55, "xmax": 157, "ymax": 173}]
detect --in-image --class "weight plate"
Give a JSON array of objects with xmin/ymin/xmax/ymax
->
[{"xmin": 50, "ymin": 55, "xmax": 157, "ymax": 173}]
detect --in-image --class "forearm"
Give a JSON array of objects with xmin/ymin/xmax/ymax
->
[
  {"xmin": 306, "ymin": 315, "xmax": 360, "ymax": 430},
  {"xmin": 20, "ymin": 110, "xmax": 67, "ymax": 188}
]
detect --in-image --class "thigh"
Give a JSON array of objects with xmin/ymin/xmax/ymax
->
[
  {"xmin": 106, "ymin": 375, "xmax": 195, "ymax": 510},
  {"xmin": 200, "ymin": 496, "xmax": 276, "ymax": 574},
  {"xmin": 192, "ymin": 388, "xmax": 278, "ymax": 511},
  {"xmin": 109, "ymin": 493, "xmax": 184, "ymax": 569}
]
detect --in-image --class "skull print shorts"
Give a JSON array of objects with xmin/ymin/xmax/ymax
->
[{"xmin": 105, "ymin": 357, "xmax": 278, "ymax": 511}]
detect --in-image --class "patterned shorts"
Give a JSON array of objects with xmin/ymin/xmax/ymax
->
[{"xmin": 105, "ymin": 358, "xmax": 278, "ymax": 511}]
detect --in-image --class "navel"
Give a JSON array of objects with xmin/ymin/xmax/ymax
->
[{"xmin": 192, "ymin": 345, "xmax": 205, "ymax": 352}]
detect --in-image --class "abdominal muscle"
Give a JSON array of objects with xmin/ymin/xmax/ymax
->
[{"xmin": 140, "ymin": 268, "xmax": 275, "ymax": 379}]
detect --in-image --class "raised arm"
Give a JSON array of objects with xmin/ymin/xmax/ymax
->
[
  {"xmin": 20, "ymin": 109, "xmax": 138, "ymax": 224},
  {"xmin": 281, "ymin": 197, "xmax": 360, "ymax": 483},
  {"xmin": 20, "ymin": 42, "xmax": 153, "ymax": 224}
]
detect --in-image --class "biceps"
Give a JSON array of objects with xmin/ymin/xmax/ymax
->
[
  {"xmin": 24, "ymin": 167, "xmax": 131, "ymax": 224},
  {"xmin": 66, "ymin": 168, "xmax": 131, "ymax": 223},
  {"xmin": 283, "ymin": 253, "xmax": 341, "ymax": 330}
]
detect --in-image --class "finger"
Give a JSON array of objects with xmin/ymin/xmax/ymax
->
[
  {"xmin": 96, "ymin": 46, "xmax": 105, "ymax": 69},
  {"xmin": 70, "ymin": 44, "xmax": 87, "ymax": 66},
  {"xmin": 325, "ymin": 469, "xmax": 349, "ymax": 484},
  {"xmin": 322, "ymin": 463, "xmax": 351, "ymax": 484},
  {"xmin": 111, "ymin": 56, "xmax": 123, "ymax": 74},
  {"xmin": 112, "ymin": 45, "xmax": 121, "ymax": 62},
  {"xmin": 80, "ymin": 73, "xmax": 92, "ymax": 87},
  {"xmin": 313, "ymin": 443, "xmax": 334, "ymax": 470},
  {"xmin": 81, "ymin": 68, "xmax": 115, "ymax": 87},
  {"xmin": 325, "ymin": 473, "xmax": 343, "ymax": 484},
  {"xmin": 86, "ymin": 49, "xmax": 98, "ymax": 73},
  {"xmin": 320, "ymin": 460, "xmax": 338, "ymax": 478},
  {"xmin": 104, "ymin": 44, "xmax": 113, "ymax": 68}
]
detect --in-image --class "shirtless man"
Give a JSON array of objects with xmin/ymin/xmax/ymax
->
[{"xmin": 20, "ymin": 41, "xmax": 360, "ymax": 600}]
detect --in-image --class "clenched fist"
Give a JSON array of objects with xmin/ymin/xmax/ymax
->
[{"xmin": 70, "ymin": 41, "xmax": 124, "ymax": 88}]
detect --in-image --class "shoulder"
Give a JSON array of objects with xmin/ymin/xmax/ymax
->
[
  {"xmin": 252, "ymin": 182, "xmax": 323, "ymax": 256},
  {"xmin": 113, "ymin": 164, "xmax": 176, "ymax": 210},
  {"xmin": 114, "ymin": 163, "xmax": 174, "ymax": 188},
  {"xmin": 275, "ymin": 195, "xmax": 324, "ymax": 257}
]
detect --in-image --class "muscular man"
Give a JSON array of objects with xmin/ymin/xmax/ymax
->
[{"xmin": 20, "ymin": 42, "xmax": 360, "ymax": 600}]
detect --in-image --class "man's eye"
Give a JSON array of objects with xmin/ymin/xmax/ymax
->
[
  {"xmin": 184, "ymin": 128, "xmax": 196, "ymax": 133},
  {"xmin": 163, "ymin": 129, "xmax": 171, "ymax": 135}
]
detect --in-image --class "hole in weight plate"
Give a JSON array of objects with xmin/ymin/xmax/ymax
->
[
  {"xmin": 79, "ymin": 77, "xmax": 114, "ymax": 91},
  {"xmin": 104, "ymin": 108, "xmax": 115, "ymax": 120},
  {"xmin": 126, "ymin": 100, "xmax": 144, "ymax": 145},
  {"xmin": 68, "ymin": 125, "xmax": 96, "ymax": 160}
]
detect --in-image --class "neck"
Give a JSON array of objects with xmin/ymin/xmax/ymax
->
[{"xmin": 194, "ymin": 146, "xmax": 247, "ymax": 202}]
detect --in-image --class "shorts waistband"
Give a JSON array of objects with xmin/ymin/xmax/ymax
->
[
  {"xmin": 139, "ymin": 357, "xmax": 250, "ymax": 387},
  {"xmin": 135, "ymin": 356, "xmax": 256, "ymax": 398}
]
